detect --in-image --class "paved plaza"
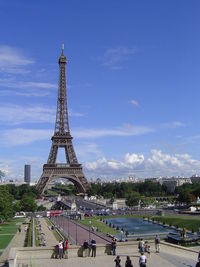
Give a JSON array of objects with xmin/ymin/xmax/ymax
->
[
  {"xmin": 16, "ymin": 243, "xmax": 198, "ymax": 267},
  {"xmin": 0, "ymin": 218, "xmax": 199, "ymax": 267}
]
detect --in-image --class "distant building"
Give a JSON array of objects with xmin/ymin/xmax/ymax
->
[
  {"xmin": 191, "ymin": 175, "xmax": 200, "ymax": 183},
  {"xmin": 160, "ymin": 177, "xmax": 191, "ymax": 193},
  {"xmin": 24, "ymin": 165, "xmax": 31, "ymax": 184}
]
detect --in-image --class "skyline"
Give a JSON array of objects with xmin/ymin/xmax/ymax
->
[{"xmin": 1, "ymin": 1, "xmax": 200, "ymax": 181}]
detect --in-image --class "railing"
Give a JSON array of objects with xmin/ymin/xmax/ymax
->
[{"xmin": 32, "ymin": 217, "xmax": 35, "ymax": 247}]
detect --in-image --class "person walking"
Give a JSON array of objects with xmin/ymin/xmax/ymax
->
[
  {"xmin": 91, "ymin": 239, "xmax": 96, "ymax": 257},
  {"xmin": 62, "ymin": 239, "xmax": 69, "ymax": 259},
  {"xmin": 125, "ymin": 256, "xmax": 133, "ymax": 267},
  {"xmin": 139, "ymin": 252, "xmax": 147, "ymax": 267},
  {"xmin": 83, "ymin": 240, "xmax": 89, "ymax": 257},
  {"xmin": 114, "ymin": 255, "xmax": 121, "ymax": 267},
  {"xmin": 154, "ymin": 235, "xmax": 160, "ymax": 253},
  {"xmin": 58, "ymin": 240, "xmax": 63, "ymax": 259},
  {"xmin": 140, "ymin": 239, "xmax": 145, "ymax": 253},
  {"xmin": 111, "ymin": 238, "xmax": 117, "ymax": 255},
  {"xmin": 18, "ymin": 225, "xmax": 21, "ymax": 233},
  {"xmin": 195, "ymin": 251, "xmax": 200, "ymax": 267}
]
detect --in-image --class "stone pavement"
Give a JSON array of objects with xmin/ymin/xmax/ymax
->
[
  {"xmin": 15, "ymin": 242, "xmax": 198, "ymax": 267},
  {"xmin": 39, "ymin": 218, "xmax": 57, "ymax": 246},
  {"xmin": 0, "ymin": 221, "xmax": 28, "ymax": 267}
]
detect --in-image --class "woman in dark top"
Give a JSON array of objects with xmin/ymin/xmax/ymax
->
[
  {"xmin": 125, "ymin": 256, "xmax": 133, "ymax": 267},
  {"xmin": 114, "ymin": 255, "xmax": 121, "ymax": 267}
]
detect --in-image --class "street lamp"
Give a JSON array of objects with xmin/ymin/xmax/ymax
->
[
  {"xmin": 75, "ymin": 212, "xmax": 78, "ymax": 245},
  {"xmin": 89, "ymin": 220, "xmax": 91, "ymax": 243},
  {"xmin": 68, "ymin": 214, "xmax": 70, "ymax": 239}
]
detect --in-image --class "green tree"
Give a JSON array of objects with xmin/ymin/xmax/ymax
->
[
  {"xmin": 126, "ymin": 192, "xmax": 140, "ymax": 207},
  {"xmin": 37, "ymin": 205, "xmax": 46, "ymax": 211},
  {"xmin": 14, "ymin": 201, "xmax": 21, "ymax": 212},
  {"xmin": 0, "ymin": 186, "xmax": 14, "ymax": 220},
  {"xmin": 20, "ymin": 195, "xmax": 37, "ymax": 212},
  {"xmin": 178, "ymin": 191, "xmax": 195, "ymax": 205}
]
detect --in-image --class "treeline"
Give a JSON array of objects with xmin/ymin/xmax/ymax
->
[
  {"xmin": 0, "ymin": 184, "xmax": 44, "ymax": 222},
  {"xmin": 87, "ymin": 180, "xmax": 200, "ymax": 206},
  {"xmin": 87, "ymin": 180, "xmax": 168, "ymax": 199},
  {"xmin": 176, "ymin": 182, "xmax": 200, "ymax": 204},
  {"xmin": 50, "ymin": 184, "xmax": 78, "ymax": 195}
]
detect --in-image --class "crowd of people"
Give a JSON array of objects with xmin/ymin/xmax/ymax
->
[
  {"xmin": 52, "ymin": 239, "xmax": 69, "ymax": 259},
  {"xmin": 51, "ymin": 232, "xmax": 200, "ymax": 267},
  {"xmin": 113, "ymin": 235, "xmax": 160, "ymax": 267},
  {"xmin": 82, "ymin": 239, "xmax": 97, "ymax": 257}
]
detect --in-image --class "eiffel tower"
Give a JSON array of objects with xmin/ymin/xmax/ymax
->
[{"xmin": 37, "ymin": 45, "xmax": 89, "ymax": 195}]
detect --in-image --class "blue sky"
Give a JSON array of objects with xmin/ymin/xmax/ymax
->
[{"xmin": 1, "ymin": 0, "xmax": 200, "ymax": 181}]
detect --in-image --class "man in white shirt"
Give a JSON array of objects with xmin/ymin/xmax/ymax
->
[
  {"xmin": 58, "ymin": 240, "xmax": 63, "ymax": 259},
  {"xmin": 139, "ymin": 252, "xmax": 147, "ymax": 267}
]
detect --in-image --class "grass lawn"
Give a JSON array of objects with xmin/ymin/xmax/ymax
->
[
  {"xmin": 0, "ymin": 218, "xmax": 25, "ymax": 250},
  {"xmin": 151, "ymin": 215, "xmax": 200, "ymax": 232},
  {"xmin": 80, "ymin": 217, "xmax": 118, "ymax": 235},
  {"xmin": 0, "ymin": 234, "xmax": 14, "ymax": 249}
]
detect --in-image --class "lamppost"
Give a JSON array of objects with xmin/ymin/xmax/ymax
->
[
  {"xmin": 75, "ymin": 212, "xmax": 78, "ymax": 245},
  {"xmin": 89, "ymin": 220, "xmax": 91, "ymax": 243},
  {"xmin": 68, "ymin": 214, "xmax": 70, "ymax": 239}
]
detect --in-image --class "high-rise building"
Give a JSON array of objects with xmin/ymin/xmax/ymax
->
[{"xmin": 24, "ymin": 164, "xmax": 31, "ymax": 184}]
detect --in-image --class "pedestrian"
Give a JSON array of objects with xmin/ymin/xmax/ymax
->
[
  {"xmin": 144, "ymin": 241, "xmax": 148, "ymax": 252},
  {"xmin": 51, "ymin": 244, "xmax": 59, "ymax": 259},
  {"xmin": 147, "ymin": 245, "xmax": 151, "ymax": 257},
  {"xmin": 90, "ymin": 239, "xmax": 96, "ymax": 257},
  {"xmin": 196, "ymin": 251, "xmax": 200, "ymax": 267},
  {"xmin": 62, "ymin": 239, "xmax": 69, "ymax": 259},
  {"xmin": 58, "ymin": 240, "xmax": 63, "ymax": 259},
  {"xmin": 125, "ymin": 256, "xmax": 133, "ymax": 267},
  {"xmin": 139, "ymin": 252, "xmax": 147, "ymax": 267},
  {"xmin": 154, "ymin": 235, "xmax": 160, "ymax": 253},
  {"xmin": 114, "ymin": 255, "xmax": 121, "ymax": 267},
  {"xmin": 140, "ymin": 239, "xmax": 145, "ymax": 253},
  {"xmin": 18, "ymin": 225, "xmax": 21, "ymax": 233},
  {"xmin": 83, "ymin": 240, "xmax": 89, "ymax": 257},
  {"xmin": 111, "ymin": 238, "xmax": 117, "ymax": 255},
  {"xmin": 138, "ymin": 239, "xmax": 142, "ymax": 252},
  {"xmin": 24, "ymin": 225, "xmax": 27, "ymax": 232}
]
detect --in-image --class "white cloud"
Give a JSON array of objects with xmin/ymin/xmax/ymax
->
[
  {"xmin": 84, "ymin": 150, "xmax": 200, "ymax": 178},
  {"xmin": 0, "ymin": 104, "xmax": 85, "ymax": 125},
  {"xmin": 0, "ymin": 104, "xmax": 55, "ymax": 125},
  {"xmin": 76, "ymin": 142, "xmax": 103, "ymax": 162},
  {"xmin": 1, "ymin": 128, "xmax": 53, "ymax": 145},
  {"xmin": 100, "ymin": 46, "xmax": 137, "ymax": 69},
  {"xmin": 73, "ymin": 124, "xmax": 154, "ymax": 139},
  {"xmin": 0, "ymin": 123, "xmax": 154, "ymax": 146},
  {"xmin": 0, "ymin": 45, "xmax": 34, "ymax": 74},
  {"xmin": 161, "ymin": 121, "xmax": 186, "ymax": 129},
  {"xmin": 130, "ymin": 99, "xmax": 139, "ymax": 107},
  {"xmin": 0, "ymin": 78, "xmax": 57, "ymax": 90}
]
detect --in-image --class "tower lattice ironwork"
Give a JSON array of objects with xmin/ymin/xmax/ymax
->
[{"xmin": 37, "ymin": 45, "xmax": 89, "ymax": 195}]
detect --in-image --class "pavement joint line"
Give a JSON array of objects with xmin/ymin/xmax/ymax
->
[{"xmin": 160, "ymin": 241, "xmax": 199, "ymax": 254}]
